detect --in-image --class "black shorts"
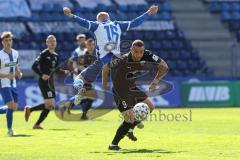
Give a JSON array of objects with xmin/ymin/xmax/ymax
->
[
  {"xmin": 83, "ymin": 83, "xmax": 93, "ymax": 90},
  {"xmin": 112, "ymin": 86, "xmax": 148, "ymax": 112},
  {"xmin": 38, "ymin": 78, "xmax": 55, "ymax": 99}
]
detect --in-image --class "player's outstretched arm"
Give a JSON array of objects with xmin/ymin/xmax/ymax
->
[
  {"xmin": 119, "ymin": 5, "xmax": 158, "ymax": 31},
  {"xmin": 63, "ymin": 7, "xmax": 98, "ymax": 31},
  {"xmin": 130, "ymin": 5, "xmax": 158, "ymax": 28}
]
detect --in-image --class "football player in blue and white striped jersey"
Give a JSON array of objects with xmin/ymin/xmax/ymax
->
[
  {"xmin": 0, "ymin": 31, "xmax": 23, "ymax": 136},
  {"xmin": 63, "ymin": 5, "xmax": 158, "ymax": 101}
]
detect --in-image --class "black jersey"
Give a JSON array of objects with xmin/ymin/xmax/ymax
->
[
  {"xmin": 77, "ymin": 51, "xmax": 96, "ymax": 68},
  {"xmin": 32, "ymin": 49, "xmax": 59, "ymax": 76},
  {"xmin": 110, "ymin": 50, "xmax": 162, "ymax": 86},
  {"xmin": 110, "ymin": 50, "xmax": 162, "ymax": 111}
]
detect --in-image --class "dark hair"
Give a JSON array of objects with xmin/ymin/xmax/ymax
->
[
  {"xmin": 132, "ymin": 40, "xmax": 144, "ymax": 47},
  {"xmin": 86, "ymin": 38, "xmax": 94, "ymax": 44}
]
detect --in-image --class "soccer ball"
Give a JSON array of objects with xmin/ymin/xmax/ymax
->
[
  {"xmin": 133, "ymin": 102, "xmax": 150, "ymax": 121},
  {"xmin": 104, "ymin": 42, "xmax": 117, "ymax": 52}
]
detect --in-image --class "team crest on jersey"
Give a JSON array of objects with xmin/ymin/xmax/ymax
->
[{"xmin": 152, "ymin": 55, "xmax": 159, "ymax": 61}]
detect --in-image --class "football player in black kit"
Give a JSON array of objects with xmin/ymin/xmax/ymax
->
[
  {"xmin": 66, "ymin": 38, "xmax": 96, "ymax": 120},
  {"xmin": 24, "ymin": 35, "xmax": 69, "ymax": 129},
  {"xmin": 102, "ymin": 40, "xmax": 168, "ymax": 150}
]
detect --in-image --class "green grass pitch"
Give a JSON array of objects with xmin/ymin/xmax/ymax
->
[{"xmin": 0, "ymin": 108, "xmax": 239, "ymax": 160}]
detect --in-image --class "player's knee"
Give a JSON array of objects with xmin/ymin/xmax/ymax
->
[
  {"xmin": 44, "ymin": 104, "xmax": 53, "ymax": 110},
  {"xmin": 12, "ymin": 105, "xmax": 18, "ymax": 111},
  {"xmin": 44, "ymin": 100, "xmax": 54, "ymax": 109},
  {"xmin": 7, "ymin": 103, "xmax": 18, "ymax": 111}
]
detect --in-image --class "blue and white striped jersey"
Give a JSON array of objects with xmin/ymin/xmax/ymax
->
[
  {"xmin": 0, "ymin": 49, "xmax": 19, "ymax": 88},
  {"xmin": 72, "ymin": 12, "xmax": 149, "ymax": 58}
]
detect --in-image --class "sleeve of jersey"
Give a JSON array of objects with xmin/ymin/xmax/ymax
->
[
  {"xmin": 148, "ymin": 52, "xmax": 162, "ymax": 63},
  {"xmin": 70, "ymin": 51, "xmax": 78, "ymax": 61},
  {"xmin": 72, "ymin": 15, "xmax": 98, "ymax": 32},
  {"xmin": 32, "ymin": 55, "xmax": 42, "ymax": 76},
  {"xmin": 128, "ymin": 12, "xmax": 149, "ymax": 30}
]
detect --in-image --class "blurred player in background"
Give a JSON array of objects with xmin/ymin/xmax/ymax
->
[
  {"xmin": 0, "ymin": 31, "xmax": 23, "ymax": 136},
  {"xmin": 68, "ymin": 34, "xmax": 87, "ymax": 78},
  {"xmin": 102, "ymin": 40, "xmax": 168, "ymax": 150},
  {"xmin": 24, "ymin": 35, "xmax": 69, "ymax": 129},
  {"xmin": 63, "ymin": 5, "xmax": 158, "ymax": 100},
  {"xmin": 66, "ymin": 38, "xmax": 96, "ymax": 120}
]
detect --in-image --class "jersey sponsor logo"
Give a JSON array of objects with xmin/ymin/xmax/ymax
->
[{"xmin": 4, "ymin": 62, "xmax": 17, "ymax": 67}]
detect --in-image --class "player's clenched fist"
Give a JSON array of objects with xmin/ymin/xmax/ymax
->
[
  {"xmin": 63, "ymin": 7, "xmax": 73, "ymax": 17},
  {"xmin": 147, "ymin": 5, "xmax": 158, "ymax": 15}
]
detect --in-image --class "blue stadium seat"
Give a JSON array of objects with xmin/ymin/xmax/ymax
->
[
  {"xmin": 160, "ymin": 12, "xmax": 172, "ymax": 20},
  {"xmin": 144, "ymin": 31, "xmax": 155, "ymax": 40},
  {"xmin": 221, "ymin": 11, "xmax": 232, "ymax": 21},
  {"xmin": 40, "ymin": 13, "xmax": 51, "ymax": 21},
  {"xmin": 191, "ymin": 50, "xmax": 200, "ymax": 60},
  {"xmin": 161, "ymin": 40, "xmax": 172, "ymax": 50},
  {"xmin": 236, "ymin": 31, "xmax": 240, "ymax": 41},
  {"xmin": 159, "ymin": 51, "xmax": 169, "ymax": 59},
  {"xmin": 95, "ymin": 4, "xmax": 108, "ymax": 12},
  {"xmin": 183, "ymin": 40, "xmax": 193, "ymax": 50},
  {"xmin": 230, "ymin": 2, "xmax": 240, "ymax": 11},
  {"xmin": 51, "ymin": 13, "xmax": 61, "ymax": 21},
  {"xmin": 172, "ymin": 40, "xmax": 183, "ymax": 50},
  {"xmin": 53, "ymin": 4, "xmax": 63, "ymax": 12},
  {"xmin": 32, "ymin": 34, "xmax": 42, "ymax": 42},
  {"xmin": 157, "ymin": 31, "xmax": 165, "ymax": 40},
  {"xmin": 187, "ymin": 60, "xmax": 198, "ymax": 71},
  {"xmin": 31, "ymin": 12, "xmax": 40, "ymax": 21},
  {"xmin": 184, "ymin": 70, "xmax": 195, "ymax": 76},
  {"xmin": 208, "ymin": 2, "xmax": 220, "ymax": 12},
  {"xmin": 42, "ymin": 3, "xmax": 54, "ymax": 12},
  {"xmin": 172, "ymin": 69, "xmax": 184, "ymax": 76},
  {"xmin": 166, "ymin": 60, "xmax": 176, "ymax": 69},
  {"xmin": 180, "ymin": 50, "xmax": 191, "ymax": 60},
  {"xmin": 165, "ymin": 31, "xmax": 176, "ymax": 40},
  {"xmin": 228, "ymin": 21, "xmax": 240, "ymax": 31},
  {"xmin": 169, "ymin": 50, "xmax": 179, "ymax": 60},
  {"xmin": 232, "ymin": 11, "xmax": 240, "ymax": 20},
  {"xmin": 175, "ymin": 30, "xmax": 185, "ymax": 39},
  {"xmin": 29, "ymin": 42, "xmax": 38, "ymax": 49},
  {"xmin": 162, "ymin": 2, "xmax": 171, "ymax": 11},
  {"xmin": 176, "ymin": 60, "xmax": 187, "ymax": 70},
  {"xmin": 221, "ymin": 2, "xmax": 231, "ymax": 11},
  {"xmin": 151, "ymin": 41, "xmax": 160, "ymax": 50}
]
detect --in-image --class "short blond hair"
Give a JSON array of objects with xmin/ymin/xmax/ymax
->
[
  {"xmin": 46, "ymin": 35, "xmax": 56, "ymax": 41},
  {"xmin": 96, "ymin": 12, "xmax": 109, "ymax": 21},
  {"xmin": 1, "ymin": 31, "xmax": 13, "ymax": 41}
]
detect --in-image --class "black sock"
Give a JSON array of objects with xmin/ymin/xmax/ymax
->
[
  {"xmin": 35, "ymin": 108, "xmax": 50, "ymax": 125},
  {"xmin": 85, "ymin": 99, "xmax": 93, "ymax": 112},
  {"xmin": 80, "ymin": 99, "xmax": 93, "ymax": 115},
  {"xmin": 30, "ymin": 104, "xmax": 45, "ymax": 112},
  {"xmin": 112, "ymin": 121, "xmax": 131, "ymax": 145}
]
